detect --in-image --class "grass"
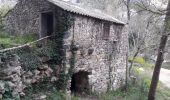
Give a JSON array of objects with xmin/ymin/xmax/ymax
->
[
  {"xmin": 156, "ymin": 83, "xmax": 170, "ymax": 100},
  {"xmin": 97, "ymin": 70, "xmax": 170, "ymax": 100},
  {"xmin": 0, "ymin": 32, "xmax": 37, "ymax": 49}
]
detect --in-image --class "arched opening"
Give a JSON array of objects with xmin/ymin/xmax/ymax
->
[{"xmin": 70, "ymin": 71, "xmax": 90, "ymax": 95}]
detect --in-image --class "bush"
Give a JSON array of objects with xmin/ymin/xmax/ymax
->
[
  {"xmin": 129, "ymin": 56, "xmax": 154, "ymax": 69},
  {"xmin": 128, "ymin": 57, "xmax": 145, "ymax": 65}
]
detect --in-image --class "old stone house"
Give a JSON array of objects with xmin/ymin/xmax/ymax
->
[{"xmin": 4, "ymin": 0, "xmax": 128, "ymax": 94}]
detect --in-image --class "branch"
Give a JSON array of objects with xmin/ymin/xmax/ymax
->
[{"xmin": 135, "ymin": 1, "xmax": 165, "ymax": 15}]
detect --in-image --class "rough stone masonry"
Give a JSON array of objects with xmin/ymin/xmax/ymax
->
[{"xmin": 3, "ymin": 0, "xmax": 128, "ymax": 96}]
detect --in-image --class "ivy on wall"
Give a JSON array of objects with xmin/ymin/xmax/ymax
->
[{"xmin": 53, "ymin": 9, "xmax": 76, "ymax": 90}]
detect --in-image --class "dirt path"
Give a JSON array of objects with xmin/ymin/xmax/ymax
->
[{"xmin": 159, "ymin": 68, "xmax": 170, "ymax": 88}]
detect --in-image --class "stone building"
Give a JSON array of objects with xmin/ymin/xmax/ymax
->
[{"xmin": 4, "ymin": 0, "xmax": 128, "ymax": 94}]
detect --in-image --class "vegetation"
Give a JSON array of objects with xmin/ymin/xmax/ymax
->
[
  {"xmin": 0, "ymin": 5, "xmax": 37, "ymax": 49},
  {"xmin": 128, "ymin": 57, "xmax": 145, "ymax": 64},
  {"xmin": 18, "ymin": 57, "xmax": 169, "ymax": 100},
  {"xmin": 19, "ymin": 75, "xmax": 169, "ymax": 100},
  {"xmin": 162, "ymin": 62, "xmax": 170, "ymax": 70},
  {"xmin": 0, "ymin": 33, "xmax": 37, "ymax": 49},
  {"xmin": 0, "ymin": 0, "xmax": 170, "ymax": 100}
]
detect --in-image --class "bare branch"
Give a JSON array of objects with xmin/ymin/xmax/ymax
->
[{"xmin": 135, "ymin": 0, "xmax": 166, "ymax": 15}]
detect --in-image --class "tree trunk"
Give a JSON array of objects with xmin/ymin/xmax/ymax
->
[
  {"xmin": 148, "ymin": 0, "xmax": 170, "ymax": 100},
  {"xmin": 127, "ymin": 0, "xmax": 131, "ymax": 21}
]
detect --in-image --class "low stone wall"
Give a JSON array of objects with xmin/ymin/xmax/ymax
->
[
  {"xmin": 0, "ymin": 54, "xmax": 24, "ymax": 98},
  {"xmin": 0, "ymin": 53, "xmax": 56, "ymax": 99},
  {"xmin": 0, "ymin": 37, "xmax": 60, "ymax": 99}
]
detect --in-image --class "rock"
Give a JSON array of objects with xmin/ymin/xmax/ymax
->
[
  {"xmin": 51, "ymin": 76, "xmax": 58, "ymax": 82},
  {"xmin": 0, "ymin": 94, "xmax": 2, "ymax": 99},
  {"xmin": 39, "ymin": 64, "xmax": 49, "ymax": 70},
  {"xmin": 40, "ymin": 95, "xmax": 47, "ymax": 99},
  {"xmin": 35, "ymin": 95, "xmax": 47, "ymax": 100},
  {"xmin": 34, "ymin": 70, "xmax": 40, "ymax": 75},
  {"xmin": 20, "ymin": 92, "xmax": 25, "ymax": 96},
  {"xmin": 0, "ymin": 82, "xmax": 5, "ymax": 94},
  {"xmin": 13, "ymin": 66, "xmax": 22, "ymax": 76},
  {"xmin": 31, "ymin": 78, "xmax": 38, "ymax": 84},
  {"xmin": 24, "ymin": 79, "xmax": 32, "ymax": 85},
  {"xmin": 43, "ymin": 64, "xmax": 49, "ymax": 69},
  {"xmin": 80, "ymin": 49, "xmax": 86, "ymax": 56},
  {"xmin": 11, "ymin": 74, "xmax": 21, "ymax": 82},
  {"xmin": 26, "ymin": 71, "xmax": 34, "ymax": 77},
  {"xmin": 0, "ymin": 54, "xmax": 25, "ymax": 98},
  {"xmin": 45, "ymin": 67, "xmax": 53, "ymax": 77},
  {"xmin": 7, "ymin": 82, "xmax": 15, "ymax": 88}
]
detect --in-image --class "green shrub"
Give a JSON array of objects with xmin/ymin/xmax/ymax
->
[
  {"xmin": 128, "ymin": 57, "xmax": 145, "ymax": 65},
  {"xmin": 129, "ymin": 56, "xmax": 154, "ymax": 69},
  {"xmin": 133, "ymin": 67, "xmax": 144, "ymax": 75}
]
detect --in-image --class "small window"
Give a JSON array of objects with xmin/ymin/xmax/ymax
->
[{"xmin": 103, "ymin": 23, "xmax": 110, "ymax": 40}]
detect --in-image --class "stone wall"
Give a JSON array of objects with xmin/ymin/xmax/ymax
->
[
  {"xmin": 64, "ymin": 14, "xmax": 127, "ymax": 93},
  {"xmin": 0, "ymin": 54, "xmax": 24, "ymax": 98},
  {"xmin": 5, "ymin": 0, "xmax": 55, "ymax": 35},
  {"xmin": 3, "ymin": 0, "xmax": 128, "ymax": 95},
  {"xmin": 0, "ymin": 38, "xmax": 57, "ymax": 99}
]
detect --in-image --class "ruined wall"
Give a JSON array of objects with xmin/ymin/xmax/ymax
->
[
  {"xmin": 64, "ymin": 14, "xmax": 127, "ymax": 93},
  {"xmin": 5, "ymin": 0, "xmax": 55, "ymax": 35},
  {"xmin": 0, "ymin": 54, "xmax": 24, "ymax": 98},
  {"xmin": 0, "ymin": 37, "xmax": 58, "ymax": 99}
]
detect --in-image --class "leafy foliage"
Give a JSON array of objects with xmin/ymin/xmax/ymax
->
[{"xmin": 128, "ymin": 57, "xmax": 145, "ymax": 64}]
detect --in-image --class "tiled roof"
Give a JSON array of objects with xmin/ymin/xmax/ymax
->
[{"xmin": 47, "ymin": 0, "xmax": 125, "ymax": 25}]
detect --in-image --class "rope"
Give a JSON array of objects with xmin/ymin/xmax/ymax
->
[{"xmin": 0, "ymin": 35, "xmax": 52, "ymax": 52}]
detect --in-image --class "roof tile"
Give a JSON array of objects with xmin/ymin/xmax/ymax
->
[{"xmin": 48, "ymin": 0, "xmax": 125, "ymax": 24}]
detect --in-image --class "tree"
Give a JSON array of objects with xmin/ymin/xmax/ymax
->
[{"xmin": 148, "ymin": 0, "xmax": 170, "ymax": 100}]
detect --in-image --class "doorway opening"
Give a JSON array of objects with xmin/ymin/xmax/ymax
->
[
  {"xmin": 40, "ymin": 12, "xmax": 54, "ymax": 38},
  {"xmin": 70, "ymin": 71, "xmax": 90, "ymax": 95}
]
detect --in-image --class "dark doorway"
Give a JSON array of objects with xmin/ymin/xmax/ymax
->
[
  {"xmin": 70, "ymin": 71, "xmax": 90, "ymax": 95},
  {"xmin": 40, "ymin": 12, "xmax": 54, "ymax": 37}
]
